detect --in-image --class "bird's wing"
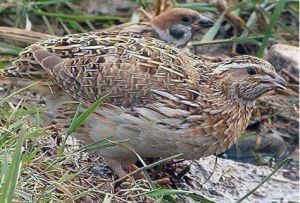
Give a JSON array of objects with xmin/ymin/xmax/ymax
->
[
  {"xmin": 30, "ymin": 33, "xmax": 202, "ymax": 110},
  {"xmin": 1, "ymin": 32, "xmax": 157, "ymax": 80}
]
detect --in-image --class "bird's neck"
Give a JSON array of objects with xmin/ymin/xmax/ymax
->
[{"xmin": 189, "ymin": 81, "xmax": 255, "ymax": 155}]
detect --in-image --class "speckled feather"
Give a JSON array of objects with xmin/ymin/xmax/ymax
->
[
  {"xmin": 2, "ymin": 8, "xmax": 213, "ymax": 81},
  {"xmin": 33, "ymin": 47, "xmax": 246, "ymax": 160},
  {"xmin": 2, "ymin": 32, "xmax": 286, "ymax": 177},
  {"xmin": 3, "ymin": 31, "xmax": 210, "ymax": 79}
]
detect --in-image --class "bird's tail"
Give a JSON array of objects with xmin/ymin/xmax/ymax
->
[
  {"xmin": 0, "ymin": 72, "xmax": 14, "ymax": 98},
  {"xmin": 2, "ymin": 59, "xmax": 49, "ymax": 80},
  {"xmin": 1, "ymin": 64, "xmax": 22, "ymax": 78}
]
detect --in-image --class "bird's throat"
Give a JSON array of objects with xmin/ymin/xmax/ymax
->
[{"xmin": 187, "ymin": 92, "xmax": 255, "ymax": 157}]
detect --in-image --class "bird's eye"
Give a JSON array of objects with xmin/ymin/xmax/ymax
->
[
  {"xmin": 246, "ymin": 67, "xmax": 257, "ymax": 75},
  {"xmin": 181, "ymin": 16, "xmax": 191, "ymax": 23}
]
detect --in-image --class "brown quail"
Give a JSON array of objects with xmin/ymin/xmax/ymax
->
[{"xmin": 2, "ymin": 32, "xmax": 286, "ymax": 177}]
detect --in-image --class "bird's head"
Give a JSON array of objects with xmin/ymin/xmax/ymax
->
[
  {"xmin": 210, "ymin": 55, "xmax": 287, "ymax": 102},
  {"xmin": 151, "ymin": 8, "xmax": 214, "ymax": 47}
]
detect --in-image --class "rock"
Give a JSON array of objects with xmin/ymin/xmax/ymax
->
[
  {"xmin": 222, "ymin": 90, "xmax": 299, "ymax": 167},
  {"xmin": 81, "ymin": 0, "xmax": 138, "ymax": 17},
  {"xmin": 265, "ymin": 44, "xmax": 299, "ymax": 76},
  {"xmin": 90, "ymin": 163, "xmax": 114, "ymax": 179},
  {"xmin": 223, "ymin": 131, "xmax": 289, "ymax": 163},
  {"xmin": 179, "ymin": 156, "xmax": 299, "ymax": 203}
]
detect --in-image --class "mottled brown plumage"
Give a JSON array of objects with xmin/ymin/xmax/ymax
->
[
  {"xmin": 2, "ymin": 32, "xmax": 287, "ymax": 177},
  {"xmin": 2, "ymin": 8, "xmax": 213, "ymax": 82}
]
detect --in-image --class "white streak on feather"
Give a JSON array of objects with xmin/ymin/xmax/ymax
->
[{"xmin": 152, "ymin": 89, "xmax": 179, "ymax": 102}]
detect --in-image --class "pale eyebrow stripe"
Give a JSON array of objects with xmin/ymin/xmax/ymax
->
[{"xmin": 212, "ymin": 63, "xmax": 262, "ymax": 74}]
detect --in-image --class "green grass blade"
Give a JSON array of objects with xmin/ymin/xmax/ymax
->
[
  {"xmin": 64, "ymin": 1, "xmax": 94, "ymax": 30},
  {"xmin": 27, "ymin": 0, "xmax": 77, "ymax": 7},
  {"xmin": 67, "ymin": 102, "xmax": 82, "ymax": 132},
  {"xmin": 36, "ymin": 108, "xmax": 41, "ymax": 128},
  {"xmin": 161, "ymin": 194, "xmax": 177, "ymax": 203},
  {"xmin": 114, "ymin": 154, "xmax": 183, "ymax": 185},
  {"xmin": 77, "ymin": 137, "xmax": 117, "ymax": 153},
  {"xmin": 257, "ymin": 0, "xmax": 288, "ymax": 57},
  {"xmin": 241, "ymin": 11, "xmax": 258, "ymax": 36},
  {"xmin": 103, "ymin": 193, "xmax": 113, "ymax": 203},
  {"xmin": 147, "ymin": 189, "xmax": 215, "ymax": 203},
  {"xmin": 0, "ymin": 129, "xmax": 25, "ymax": 203},
  {"xmin": 41, "ymin": 15, "xmax": 55, "ymax": 35},
  {"xmin": 236, "ymin": 158, "xmax": 291, "ymax": 203},
  {"xmin": 0, "ymin": 150, "xmax": 9, "ymax": 187},
  {"xmin": 67, "ymin": 94, "xmax": 109, "ymax": 135},
  {"xmin": 59, "ymin": 93, "xmax": 110, "ymax": 153},
  {"xmin": 0, "ymin": 43, "xmax": 22, "ymax": 56},
  {"xmin": 115, "ymin": 142, "xmax": 156, "ymax": 188},
  {"xmin": 0, "ymin": 4, "xmax": 11, "ymax": 14},
  {"xmin": 67, "ymin": 21, "xmax": 86, "ymax": 33},
  {"xmin": 0, "ymin": 108, "xmax": 46, "ymax": 119},
  {"xmin": 0, "ymin": 82, "xmax": 41, "ymax": 105},
  {"xmin": 58, "ymin": 18, "xmax": 71, "ymax": 34},
  {"xmin": 175, "ymin": 3, "xmax": 217, "ymax": 12},
  {"xmin": 238, "ymin": 131, "xmax": 255, "ymax": 142},
  {"xmin": 201, "ymin": 13, "xmax": 225, "ymax": 42},
  {"xmin": 191, "ymin": 35, "xmax": 263, "ymax": 46},
  {"xmin": 33, "ymin": 10, "xmax": 127, "ymax": 22}
]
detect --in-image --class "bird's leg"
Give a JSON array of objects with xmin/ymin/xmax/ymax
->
[
  {"xmin": 153, "ymin": 177, "xmax": 171, "ymax": 185},
  {"xmin": 129, "ymin": 164, "xmax": 171, "ymax": 185},
  {"xmin": 106, "ymin": 159, "xmax": 170, "ymax": 185},
  {"xmin": 129, "ymin": 164, "xmax": 145, "ymax": 179},
  {"xmin": 105, "ymin": 158, "xmax": 128, "ymax": 178}
]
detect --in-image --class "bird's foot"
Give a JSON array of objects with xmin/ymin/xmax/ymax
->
[{"xmin": 129, "ymin": 164, "xmax": 171, "ymax": 185}]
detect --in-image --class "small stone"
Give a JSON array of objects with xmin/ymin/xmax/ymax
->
[
  {"xmin": 90, "ymin": 163, "xmax": 114, "ymax": 179},
  {"xmin": 265, "ymin": 44, "xmax": 299, "ymax": 76}
]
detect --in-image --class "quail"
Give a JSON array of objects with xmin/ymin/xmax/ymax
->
[{"xmin": 2, "ymin": 32, "xmax": 287, "ymax": 177}]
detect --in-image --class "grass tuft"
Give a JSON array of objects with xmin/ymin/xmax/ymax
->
[
  {"xmin": 58, "ymin": 93, "xmax": 110, "ymax": 154},
  {"xmin": 257, "ymin": 0, "xmax": 288, "ymax": 57},
  {"xmin": 0, "ymin": 129, "xmax": 25, "ymax": 203}
]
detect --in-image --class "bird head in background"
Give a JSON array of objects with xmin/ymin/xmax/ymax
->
[{"xmin": 151, "ymin": 8, "xmax": 214, "ymax": 47}]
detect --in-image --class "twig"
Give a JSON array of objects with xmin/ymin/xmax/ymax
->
[
  {"xmin": 137, "ymin": 8, "xmax": 152, "ymax": 21},
  {"xmin": 281, "ymin": 68, "xmax": 299, "ymax": 83},
  {"xmin": 201, "ymin": 155, "xmax": 218, "ymax": 185},
  {"xmin": 216, "ymin": 0, "xmax": 246, "ymax": 29},
  {"xmin": 191, "ymin": 35, "xmax": 263, "ymax": 46},
  {"xmin": 236, "ymin": 158, "xmax": 291, "ymax": 203},
  {"xmin": 113, "ymin": 154, "xmax": 183, "ymax": 185},
  {"xmin": 33, "ymin": 10, "xmax": 127, "ymax": 21}
]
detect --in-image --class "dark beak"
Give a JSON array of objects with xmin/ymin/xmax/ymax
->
[
  {"xmin": 196, "ymin": 15, "xmax": 214, "ymax": 28},
  {"xmin": 270, "ymin": 74, "xmax": 287, "ymax": 90}
]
